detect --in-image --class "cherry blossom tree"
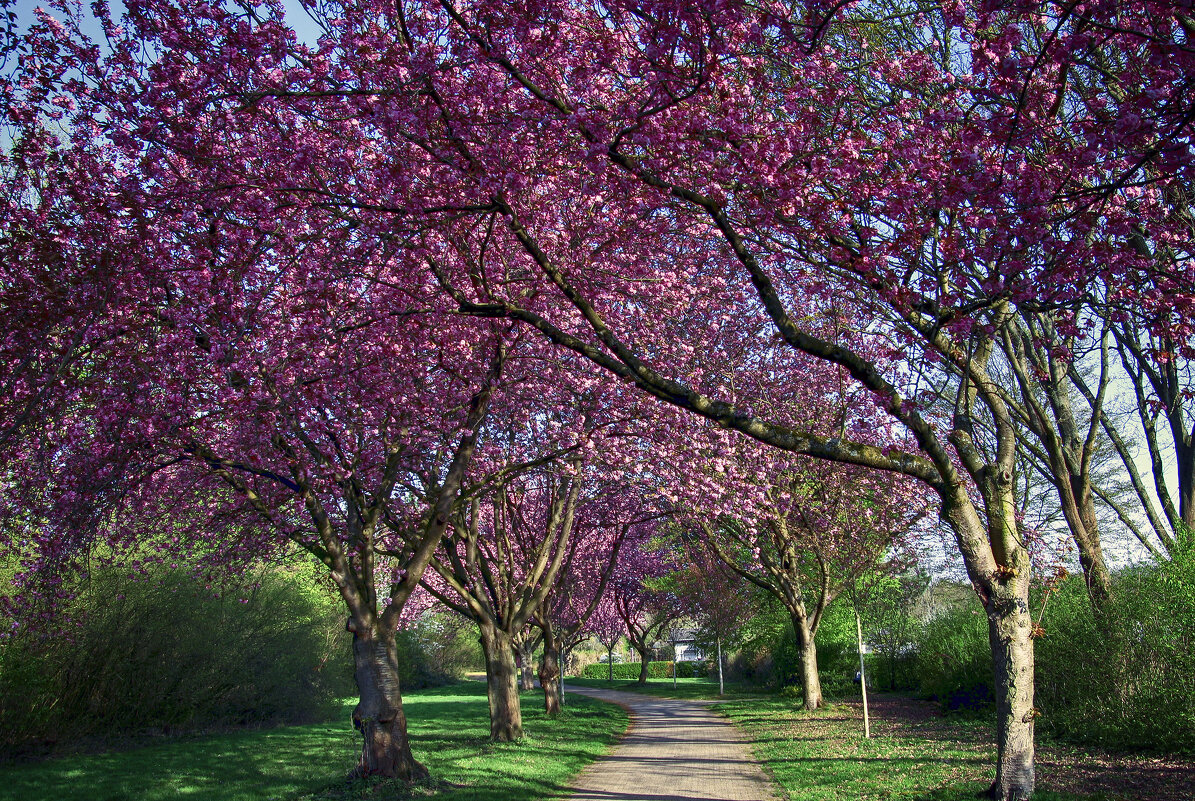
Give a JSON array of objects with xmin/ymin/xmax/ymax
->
[
  {"xmin": 665, "ymin": 537, "xmax": 757, "ymax": 695},
  {"xmin": 1, "ymin": 214, "xmax": 512, "ymax": 779},
  {"xmin": 530, "ymin": 483, "xmax": 658, "ymax": 714},
  {"xmin": 10, "ymin": 3, "xmax": 1195, "ymax": 798},
  {"xmin": 610, "ymin": 545, "xmax": 683, "ymax": 684},
  {"xmin": 423, "ymin": 455, "xmax": 584, "ymax": 741},
  {"xmin": 413, "ymin": 6, "xmax": 1195, "ymax": 797},
  {"xmin": 586, "ymin": 595, "xmax": 627, "ymax": 684},
  {"xmin": 686, "ymin": 458, "xmax": 927, "ymax": 709}
]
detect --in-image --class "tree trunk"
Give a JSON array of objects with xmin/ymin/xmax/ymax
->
[
  {"xmin": 985, "ymin": 581, "xmax": 1036, "ymax": 801},
  {"xmin": 716, "ymin": 637, "xmax": 724, "ymax": 696},
  {"xmin": 515, "ymin": 639, "xmax": 536, "ymax": 692},
  {"xmin": 1070, "ymin": 477, "xmax": 1113, "ymax": 607},
  {"xmin": 478, "ymin": 622, "xmax": 523, "ymax": 741},
  {"xmin": 1178, "ymin": 436, "xmax": 1194, "ymax": 540},
  {"xmin": 350, "ymin": 624, "xmax": 428, "ymax": 780},
  {"xmin": 793, "ymin": 615, "xmax": 823, "ymax": 711},
  {"xmin": 539, "ymin": 640, "xmax": 562, "ymax": 716},
  {"xmin": 636, "ymin": 647, "xmax": 651, "ymax": 683}
]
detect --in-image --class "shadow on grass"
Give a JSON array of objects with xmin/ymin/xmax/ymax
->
[
  {"xmin": 0, "ymin": 684, "xmax": 627, "ymax": 801},
  {"xmin": 716, "ymin": 696, "xmax": 1117, "ymax": 801}
]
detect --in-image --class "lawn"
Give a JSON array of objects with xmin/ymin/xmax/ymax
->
[
  {"xmin": 717, "ymin": 694, "xmax": 1171, "ymax": 801},
  {"xmin": 567, "ymin": 679, "xmax": 1185, "ymax": 801},
  {"xmin": 0, "ymin": 684, "xmax": 628, "ymax": 801}
]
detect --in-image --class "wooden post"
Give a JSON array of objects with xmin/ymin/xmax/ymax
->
[
  {"xmin": 717, "ymin": 636, "xmax": 724, "ymax": 696},
  {"xmin": 855, "ymin": 607, "xmax": 870, "ymax": 739}
]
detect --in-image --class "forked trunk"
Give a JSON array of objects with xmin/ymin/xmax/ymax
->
[
  {"xmin": 793, "ymin": 616, "xmax": 823, "ymax": 711},
  {"xmin": 1070, "ymin": 477, "xmax": 1113, "ymax": 608},
  {"xmin": 986, "ymin": 581, "xmax": 1036, "ymax": 801},
  {"xmin": 478, "ymin": 622, "xmax": 523, "ymax": 741},
  {"xmin": 350, "ymin": 624, "xmax": 428, "ymax": 780},
  {"xmin": 515, "ymin": 640, "xmax": 536, "ymax": 691},
  {"xmin": 539, "ymin": 642, "xmax": 562, "ymax": 716}
]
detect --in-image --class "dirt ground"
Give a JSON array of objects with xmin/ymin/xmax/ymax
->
[{"xmin": 846, "ymin": 695, "xmax": 1195, "ymax": 801}]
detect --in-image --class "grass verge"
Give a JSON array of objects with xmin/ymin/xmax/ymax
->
[
  {"xmin": 0, "ymin": 684, "xmax": 627, "ymax": 801},
  {"xmin": 717, "ymin": 695, "xmax": 1123, "ymax": 801}
]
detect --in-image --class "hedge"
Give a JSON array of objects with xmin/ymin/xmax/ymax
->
[{"xmin": 581, "ymin": 660, "xmax": 708, "ymax": 680}]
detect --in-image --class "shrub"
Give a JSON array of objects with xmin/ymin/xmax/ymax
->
[
  {"xmin": 1, "ymin": 563, "xmax": 353, "ymax": 753},
  {"xmin": 580, "ymin": 660, "xmax": 708, "ymax": 680},
  {"xmin": 908, "ymin": 555, "xmax": 1195, "ymax": 752},
  {"xmin": 912, "ymin": 597, "xmax": 992, "ymax": 712},
  {"xmin": 395, "ymin": 613, "xmax": 481, "ymax": 688},
  {"xmin": 1035, "ymin": 559, "xmax": 1195, "ymax": 752}
]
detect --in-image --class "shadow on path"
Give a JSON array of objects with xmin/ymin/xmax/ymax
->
[{"xmin": 564, "ymin": 685, "xmax": 778, "ymax": 801}]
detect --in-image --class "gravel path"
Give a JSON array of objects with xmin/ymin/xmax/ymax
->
[{"xmin": 564, "ymin": 685, "xmax": 779, "ymax": 801}]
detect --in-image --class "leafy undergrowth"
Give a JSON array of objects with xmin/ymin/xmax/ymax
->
[
  {"xmin": 0, "ymin": 684, "xmax": 627, "ymax": 801},
  {"xmin": 717, "ymin": 693, "xmax": 1193, "ymax": 801},
  {"xmin": 566, "ymin": 675, "xmax": 768, "ymax": 701}
]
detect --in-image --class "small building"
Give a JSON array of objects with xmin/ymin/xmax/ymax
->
[{"xmin": 669, "ymin": 628, "xmax": 705, "ymax": 662}]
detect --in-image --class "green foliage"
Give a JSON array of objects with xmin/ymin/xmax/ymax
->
[
  {"xmin": 0, "ymin": 684, "xmax": 627, "ymax": 801},
  {"xmin": 395, "ymin": 613, "xmax": 482, "ymax": 689},
  {"xmin": 768, "ymin": 603, "xmax": 861, "ymax": 699},
  {"xmin": 0, "ymin": 563, "xmax": 354, "ymax": 752},
  {"xmin": 1035, "ymin": 557, "xmax": 1195, "ymax": 752},
  {"xmin": 580, "ymin": 660, "xmax": 707, "ymax": 680},
  {"xmin": 909, "ymin": 555, "xmax": 1195, "ymax": 751},
  {"xmin": 912, "ymin": 597, "xmax": 993, "ymax": 712},
  {"xmin": 852, "ymin": 569, "xmax": 929, "ymax": 692},
  {"xmin": 725, "ymin": 593, "xmax": 789, "ymax": 685}
]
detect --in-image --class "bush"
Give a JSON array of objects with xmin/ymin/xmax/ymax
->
[
  {"xmin": 1035, "ymin": 559, "xmax": 1195, "ymax": 752},
  {"xmin": 0, "ymin": 563, "xmax": 353, "ymax": 753},
  {"xmin": 395, "ymin": 613, "xmax": 481, "ymax": 688},
  {"xmin": 908, "ymin": 555, "xmax": 1195, "ymax": 752},
  {"xmin": 581, "ymin": 660, "xmax": 708, "ymax": 680},
  {"xmin": 912, "ymin": 597, "xmax": 992, "ymax": 712}
]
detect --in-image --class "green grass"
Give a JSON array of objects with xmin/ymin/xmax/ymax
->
[
  {"xmin": 565, "ymin": 675, "xmax": 769, "ymax": 700},
  {"xmin": 0, "ymin": 684, "xmax": 627, "ymax": 801},
  {"xmin": 716, "ymin": 696, "xmax": 1116, "ymax": 801}
]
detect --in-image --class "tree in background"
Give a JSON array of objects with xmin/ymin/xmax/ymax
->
[
  {"xmin": 423, "ymin": 454, "xmax": 584, "ymax": 741},
  {"xmin": 610, "ymin": 546, "xmax": 682, "ymax": 684},
  {"xmin": 531, "ymin": 482, "xmax": 657, "ymax": 714},
  {"xmin": 587, "ymin": 596, "xmax": 626, "ymax": 684},
  {"xmin": 666, "ymin": 538, "xmax": 756, "ymax": 695}
]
